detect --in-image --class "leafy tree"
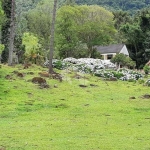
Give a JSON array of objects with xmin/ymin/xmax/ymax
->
[
  {"xmin": 143, "ymin": 64, "xmax": 150, "ymax": 74},
  {"xmin": 1, "ymin": 0, "xmax": 11, "ymax": 63},
  {"xmin": 111, "ymin": 53, "xmax": 127, "ymax": 68},
  {"xmin": 120, "ymin": 23, "xmax": 144, "ymax": 68},
  {"xmin": 26, "ymin": 0, "xmax": 53, "ymax": 52},
  {"xmin": 0, "ymin": 1, "xmax": 5, "ymax": 28},
  {"xmin": 113, "ymin": 10, "xmax": 131, "ymax": 43},
  {"xmin": 22, "ymin": 32, "xmax": 42, "ymax": 64},
  {"xmin": 75, "ymin": 0, "xmax": 150, "ymax": 13},
  {"xmin": 55, "ymin": 5, "xmax": 79, "ymax": 58},
  {"xmin": 76, "ymin": 5, "xmax": 116, "ymax": 57},
  {"xmin": 0, "ymin": 44, "xmax": 4, "ymax": 63},
  {"xmin": 120, "ymin": 8, "xmax": 150, "ymax": 68}
]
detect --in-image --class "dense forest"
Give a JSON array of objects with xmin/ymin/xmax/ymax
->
[
  {"xmin": 76, "ymin": 0, "xmax": 150, "ymax": 13},
  {"xmin": 0, "ymin": 0, "xmax": 150, "ymax": 69}
]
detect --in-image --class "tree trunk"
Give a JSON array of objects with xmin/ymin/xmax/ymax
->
[
  {"xmin": 49, "ymin": 0, "xmax": 57, "ymax": 74},
  {"xmin": 8, "ymin": 0, "xmax": 15, "ymax": 66}
]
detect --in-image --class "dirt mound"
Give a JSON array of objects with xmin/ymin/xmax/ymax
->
[
  {"xmin": 39, "ymin": 83, "xmax": 50, "ymax": 89},
  {"xmin": 141, "ymin": 94, "xmax": 150, "ymax": 99},
  {"xmin": 39, "ymin": 71, "xmax": 50, "ymax": 77},
  {"xmin": 5, "ymin": 75, "xmax": 13, "ymax": 80},
  {"xmin": 32, "ymin": 77, "xmax": 46, "ymax": 84},
  {"xmin": 50, "ymin": 73, "xmax": 62, "ymax": 82},
  {"xmin": 73, "ymin": 73, "xmax": 89, "ymax": 79},
  {"xmin": 23, "ymin": 63, "xmax": 32, "ymax": 69},
  {"xmin": 90, "ymin": 84, "xmax": 98, "ymax": 87},
  {"xmin": 129, "ymin": 96, "xmax": 136, "ymax": 99},
  {"xmin": 79, "ymin": 84, "xmax": 87, "ymax": 88},
  {"xmin": 17, "ymin": 72, "xmax": 24, "ymax": 77}
]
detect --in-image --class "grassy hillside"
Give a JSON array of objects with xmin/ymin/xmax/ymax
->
[{"xmin": 0, "ymin": 64, "xmax": 150, "ymax": 150}]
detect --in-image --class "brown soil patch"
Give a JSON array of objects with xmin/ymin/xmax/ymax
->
[
  {"xmin": 79, "ymin": 84, "xmax": 87, "ymax": 88},
  {"xmin": 5, "ymin": 75, "xmax": 13, "ymax": 80},
  {"xmin": 50, "ymin": 73, "xmax": 62, "ymax": 82},
  {"xmin": 23, "ymin": 63, "xmax": 32, "ymax": 69},
  {"xmin": 90, "ymin": 84, "xmax": 98, "ymax": 87},
  {"xmin": 39, "ymin": 71, "xmax": 50, "ymax": 77},
  {"xmin": 129, "ymin": 96, "xmax": 136, "ymax": 99},
  {"xmin": 17, "ymin": 72, "xmax": 24, "ymax": 77},
  {"xmin": 32, "ymin": 77, "xmax": 46, "ymax": 84},
  {"xmin": 141, "ymin": 94, "xmax": 150, "ymax": 99}
]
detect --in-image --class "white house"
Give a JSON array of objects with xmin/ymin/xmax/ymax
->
[{"xmin": 94, "ymin": 44, "xmax": 129, "ymax": 60}]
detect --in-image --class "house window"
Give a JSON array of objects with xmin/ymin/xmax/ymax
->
[{"xmin": 107, "ymin": 54, "xmax": 113, "ymax": 60}]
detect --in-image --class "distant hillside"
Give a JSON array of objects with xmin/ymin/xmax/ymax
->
[{"xmin": 75, "ymin": 0, "xmax": 150, "ymax": 12}]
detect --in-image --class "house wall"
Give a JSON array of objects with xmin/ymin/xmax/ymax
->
[
  {"xmin": 101, "ymin": 53, "xmax": 116, "ymax": 60},
  {"xmin": 119, "ymin": 45, "xmax": 129, "ymax": 56}
]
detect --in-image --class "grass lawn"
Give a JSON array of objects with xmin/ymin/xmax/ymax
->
[{"xmin": 0, "ymin": 64, "xmax": 150, "ymax": 150}]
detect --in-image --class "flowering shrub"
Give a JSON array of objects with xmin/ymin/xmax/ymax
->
[
  {"xmin": 145, "ymin": 79, "xmax": 150, "ymax": 86},
  {"xmin": 44, "ymin": 58, "xmax": 143, "ymax": 82},
  {"xmin": 52, "ymin": 60, "xmax": 68, "ymax": 70},
  {"xmin": 94, "ymin": 68, "xmax": 143, "ymax": 81}
]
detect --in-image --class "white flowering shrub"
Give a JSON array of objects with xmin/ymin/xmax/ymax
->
[
  {"xmin": 145, "ymin": 79, "xmax": 150, "ymax": 86},
  {"xmin": 44, "ymin": 58, "xmax": 143, "ymax": 81}
]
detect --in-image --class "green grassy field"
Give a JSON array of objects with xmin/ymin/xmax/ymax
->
[{"xmin": 0, "ymin": 64, "xmax": 150, "ymax": 150}]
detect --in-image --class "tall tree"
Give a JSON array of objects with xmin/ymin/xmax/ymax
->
[
  {"xmin": 49, "ymin": 0, "xmax": 57, "ymax": 73},
  {"xmin": 1, "ymin": 0, "xmax": 11, "ymax": 63},
  {"xmin": 55, "ymin": 5, "xmax": 79, "ymax": 58},
  {"xmin": 26, "ymin": 1, "xmax": 53, "ymax": 53},
  {"xmin": 76, "ymin": 5, "xmax": 116, "ymax": 57},
  {"xmin": 8, "ymin": 0, "xmax": 15, "ymax": 65}
]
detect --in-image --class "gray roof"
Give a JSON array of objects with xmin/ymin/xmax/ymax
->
[{"xmin": 95, "ymin": 44, "xmax": 125, "ymax": 54}]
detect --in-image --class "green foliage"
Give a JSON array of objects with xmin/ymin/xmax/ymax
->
[
  {"xmin": 26, "ymin": 0, "xmax": 53, "ymax": 51},
  {"xmin": 76, "ymin": 0, "xmax": 150, "ymax": 13},
  {"xmin": 53, "ymin": 60, "xmax": 67, "ymax": 70},
  {"xmin": 112, "ymin": 71, "xmax": 124, "ymax": 79},
  {"xmin": 22, "ymin": 32, "xmax": 43, "ymax": 63},
  {"xmin": 111, "ymin": 53, "xmax": 127, "ymax": 66},
  {"xmin": 143, "ymin": 65, "xmax": 150, "ymax": 74},
  {"xmin": 119, "ymin": 8, "xmax": 150, "ymax": 68},
  {"xmin": 1, "ymin": 0, "xmax": 11, "ymax": 62},
  {"xmin": 56, "ymin": 5, "xmax": 79, "ymax": 58},
  {"xmin": 56, "ymin": 5, "xmax": 116, "ymax": 58},
  {"xmin": 0, "ymin": 44, "xmax": 4, "ymax": 54},
  {"xmin": 76, "ymin": 5, "xmax": 116, "ymax": 57},
  {"xmin": 0, "ymin": 1, "xmax": 5, "ymax": 28},
  {"xmin": 145, "ymin": 79, "xmax": 150, "ymax": 86}
]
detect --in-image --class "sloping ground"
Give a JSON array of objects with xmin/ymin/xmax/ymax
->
[{"xmin": 0, "ymin": 64, "xmax": 150, "ymax": 150}]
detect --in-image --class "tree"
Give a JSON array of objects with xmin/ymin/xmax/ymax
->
[
  {"xmin": 22, "ymin": 32, "xmax": 42, "ymax": 64},
  {"xmin": 8, "ymin": 0, "xmax": 15, "ymax": 66},
  {"xmin": 111, "ymin": 53, "xmax": 135, "ymax": 69},
  {"xmin": 76, "ymin": 5, "xmax": 116, "ymax": 57},
  {"xmin": 1, "ymin": 0, "xmax": 11, "ymax": 63},
  {"xmin": 111, "ymin": 53, "xmax": 127, "ymax": 69},
  {"xmin": 55, "ymin": 5, "xmax": 79, "ymax": 58},
  {"xmin": 26, "ymin": 0, "xmax": 53, "ymax": 53},
  {"xmin": 113, "ymin": 10, "xmax": 131, "ymax": 43},
  {"xmin": 49, "ymin": 0, "xmax": 57, "ymax": 74},
  {"xmin": 120, "ymin": 8, "xmax": 150, "ymax": 68},
  {"xmin": 0, "ymin": 1, "xmax": 5, "ymax": 28},
  {"xmin": 0, "ymin": 44, "xmax": 4, "ymax": 63}
]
